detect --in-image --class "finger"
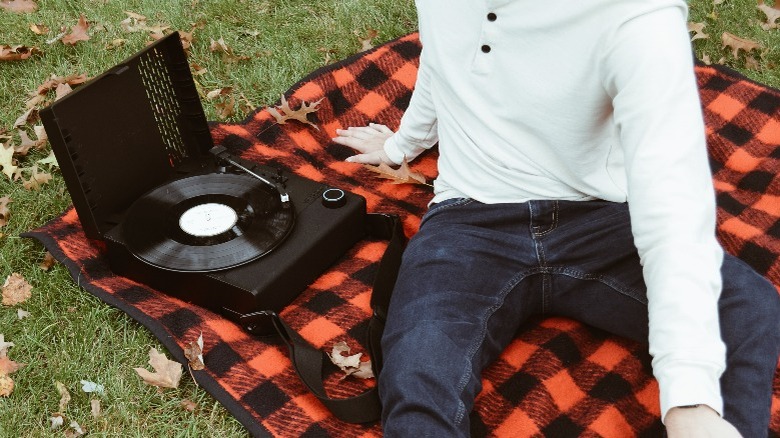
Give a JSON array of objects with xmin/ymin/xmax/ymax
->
[
  {"xmin": 331, "ymin": 135, "xmax": 370, "ymax": 152},
  {"xmin": 369, "ymin": 123, "xmax": 394, "ymax": 135},
  {"xmin": 345, "ymin": 151, "xmax": 385, "ymax": 165}
]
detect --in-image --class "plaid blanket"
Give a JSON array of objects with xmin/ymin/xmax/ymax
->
[{"xmin": 24, "ymin": 33, "xmax": 780, "ymax": 437}]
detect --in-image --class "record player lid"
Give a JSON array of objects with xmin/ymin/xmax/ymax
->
[{"xmin": 40, "ymin": 32, "xmax": 214, "ymax": 239}]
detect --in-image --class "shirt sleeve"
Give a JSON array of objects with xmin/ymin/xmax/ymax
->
[
  {"xmin": 383, "ymin": 44, "xmax": 439, "ymax": 165},
  {"xmin": 600, "ymin": 4, "xmax": 727, "ymax": 422}
]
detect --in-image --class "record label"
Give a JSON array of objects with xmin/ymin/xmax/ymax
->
[{"xmin": 178, "ymin": 202, "xmax": 238, "ymax": 237}]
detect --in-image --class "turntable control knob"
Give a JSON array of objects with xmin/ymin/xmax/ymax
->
[{"xmin": 322, "ymin": 188, "xmax": 346, "ymax": 208}]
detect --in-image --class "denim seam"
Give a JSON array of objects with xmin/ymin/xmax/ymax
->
[
  {"xmin": 551, "ymin": 266, "xmax": 647, "ymax": 305},
  {"xmin": 534, "ymin": 200, "xmax": 560, "ymax": 237},
  {"xmin": 452, "ymin": 268, "xmax": 539, "ymax": 427},
  {"xmin": 420, "ymin": 198, "xmax": 475, "ymax": 228}
]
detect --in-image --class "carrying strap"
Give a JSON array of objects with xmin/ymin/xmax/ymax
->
[{"xmin": 238, "ymin": 213, "xmax": 406, "ymax": 424}]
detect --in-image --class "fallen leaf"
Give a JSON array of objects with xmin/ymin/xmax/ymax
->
[
  {"xmin": 266, "ymin": 95, "xmax": 323, "ymax": 130},
  {"xmin": 183, "ymin": 332, "xmax": 204, "ymax": 371},
  {"xmin": 22, "ymin": 165, "xmax": 53, "ymax": 190},
  {"xmin": 687, "ymin": 22, "xmax": 709, "ymax": 41},
  {"xmin": 29, "ymin": 23, "xmax": 49, "ymax": 34},
  {"xmin": 105, "ymin": 38, "xmax": 126, "ymax": 50},
  {"xmin": 0, "ymin": 0, "xmax": 38, "ymax": 13},
  {"xmin": 2, "ymin": 273, "xmax": 33, "ymax": 306},
  {"xmin": 35, "ymin": 73, "xmax": 88, "ymax": 96},
  {"xmin": 37, "ymin": 151, "xmax": 59, "ymax": 168},
  {"xmin": 0, "ymin": 44, "xmax": 41, "ymax": 61},
  {"xmin": 134, "ymin": 348, "xmax": 182, "ymax": 389},
  {"xmin": 206, "ymin": 87, "xmax": 232, "ymax": 100},
  {"xmin": 0, "ymin": 196, "xmax": 10, "ymax": 226},
  {"xmin": 209, "ymin": 37, "xmax": 249, "ymax": 62},
  {"xmin": 327, "ymin": 341, "xmax": 374, "ymax": 380},
  {"xmin": 90, "ymin": 399, "xmax": 101, "ymax": 418},
  {"xmin": 0, "ymin": 357, "xmax": 24, "ymax": 375},
  {"xmin": 0, "ymin": 334, "xmax": 13, "ymax": 357},
  {"xmin": 55, "ymin": 83, "xmax": 73, "ymax": 101},
  {"xmin": 65, "ymin": 421, "xmax": 85, "ymax": 438},
  {"xmin": 181, "ymin": 399, "xmax": 198, "ymax": 412},
  {"xmin": 721, "ymin": 32, "xmax": 762, "ymax": 58},
  {"xmin": 0, "ymin": 144, "xmax": 18, "ymax": 180},
  {"xmin": 13, "ymin": 107, "xmax": 36, "ymax": 128},
  {"xmin": 61, "ymin": 15, "xmax": 90, "ymax": 46},
  {"xmin": 39, "ymin": 251, "xmax": 57, "ymax": 270},
  {"xmin": 55, "ymin": 381, "xmax": 71, "ymax": 412},
  {"xmin": 362, "ymin": 159, "xmax": 429, "ymax": 186},
  {"xmin": 17, "ymin": 309, "xmax": 30, "ymax": 319},
  {"xmin": 80, "ymin": 379, "xmax": 104, "ymax": 394},
  {"xmin": 15, "ymin": 129, "xmax": 46, "ymax": 155},
  {"xmin": 0, "ymin": 375, "xmax": 13, "ymax": 397},
  {"xmin": 214, "ymin": 96, "xmax": 236, "ymax": 119},
  {"xmin": 758, "ymin": 1, "xmax": 780, "ymax": 29},
  {"xmin": 355, "ymin": 28, "xmax": 378, "ymax": 52},
  {"xmin": 50, "ymin": 413, "xmax": 64, "ymax": 429}
]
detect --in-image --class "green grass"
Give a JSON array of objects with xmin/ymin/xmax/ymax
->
[{"xmin": 0, "ymin": 0, "xmax": 776, "ymax": 436}]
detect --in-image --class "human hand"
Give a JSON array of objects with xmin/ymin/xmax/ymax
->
[
  {"xmin": 332, "ymin": 123, "xmax": 395, "ymax": 165},
  {"xmin": 665, "ymin": 405, "xmax": 742, "ymax": 438}
]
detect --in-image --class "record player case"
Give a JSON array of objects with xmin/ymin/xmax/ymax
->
[{"xmin": 40, "ymin": 32, "xmax": 369, "ymax": 332}]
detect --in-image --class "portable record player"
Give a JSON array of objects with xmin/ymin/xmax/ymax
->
[{"xmin": 40, "ymin": 32, "xmax": 368, "ymax": 332}]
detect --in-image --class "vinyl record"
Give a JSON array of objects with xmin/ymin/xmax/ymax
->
[{"xmin": 123, "ymin": 173, "xmax": 294, "ymax": 272}]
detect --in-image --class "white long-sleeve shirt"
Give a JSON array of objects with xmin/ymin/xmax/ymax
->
[{"xmin": 385, "ymin": 0, "xmax": 726, "ymax": 422}]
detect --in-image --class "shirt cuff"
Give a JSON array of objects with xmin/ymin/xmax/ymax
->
[
  {"xmin": 656, "ymin": 362, "xmax": 724, "ymax": 423},
  {"xmin": 383, "ymin": 135, "xmax": 406, "ymax": 165}
]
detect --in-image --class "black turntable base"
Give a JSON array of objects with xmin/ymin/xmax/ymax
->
[{"xmin": 104, "ymin": 166, "xmax": 366, "ymax": 320}]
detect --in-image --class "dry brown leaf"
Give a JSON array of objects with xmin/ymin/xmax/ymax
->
[
  {"xmin": 758, "ymin": 1, "xmax": 780, "ymax": 29},
  {"xmin": 362, "ymin": 159, "xmax": 429, "ymax": 186},
  {"xmin": 0, "ymin": 44, "xmax": 41, "ymax": 61},
  {"xmin": 90, "ymin": 399, "xmax": 101, "ymax": 418},
  {"xmin": 55, "ymin": 83, "xmax": 73, "ymax": 101},
  {"xmin": 206, "ymin": 87, "xmax": 232, "ymax": 100},
  {"xmin": 0, "ymin": 356, "xmax": 24, "ymax": 375},
  {"xmin": 0, "ymin": 375, "xmax": 13, "ymax": 397},
  {"xmin": 209, "ymin": 37, "xmax": 249, "ymax": 62},
  {"xmin": 267, "ymin": 95, "xmax": 322, "ymax": 130},
  {"xmin": 35, "ymin": 73, "xmax": 88, "ymax": 96},
  {"xmin": 50, "ymin": 413, "xmax": 65, "ymax": 429},
  {"xmin": 687, "ymin": 22, "xmax": 709, "ymax": 41},
  {"xmin": 327, "ymin": 341, "xmax": 374, "ymax": 380},
  {"xmin": 2, "ymin": 273, "xmax": 32, "ymax": 306},
  {"xmin": 61, "ymin": 15, "xmax": 90, "ymax": 46},
  {"xmin": 39, "ymin": 251, "xmax": 57, "ymax": 270},
  {"xmin": 0, "ymin": 196, "xmax": 10, "ymax": 227},
  {"xmin": 15, "ymin": 129, "xmax": 46, "ymax": 155},
  {"xmin": 22, "ymin": 165, "xmax": 52, "ymax": 190},
  {"xmin": 0, "ymin": 144, "xmax": 17, "ymax": 180},
  {"xmin": 17, "ymin": 309, "xmax": 30, "ymax": 319},
  {"xmin": 355, "ymin": 28, "xmax": 378, "ymax": 52},
  {"xmin": 29, "ymin": 23, "xmax": 49, "ymax": 34},
  {"xmin": 214, "ymin": 96, "xmax": 236, "ymax": 119},
  {"xmin": 134, "ymin": 348, "xmax": 182, "ymax": 389},
  {"xmin": 13, "ymin": 107, "xmax": 36, "ymax": 128},
  {"xmin": 0, "ymin": 0, "xmax": 38, "ymax": 13},
  {"xmin": 65, "ymin": 421, "xmax": 85, "ymax": 438},
  {"xmin": 181, "ymin": 399, "xmax": 198, "ymax": 412},
  {"xmin": 37, "ymin": 150, "xmax": 58, "ymax": 168},
  {"xmin": 183, "ymin": 332, "xmax": 205, "ymax": 371},
  {"xmin": 721, "ymin": 32, "xmax": 762, "ymax": 58},
  {"xmin": 55, "ymin": 381, "xmax": 71, "ymax": 412},
  {"xmin": 0, "ymin": 334, "xmax": 13, "ymax": 357}
]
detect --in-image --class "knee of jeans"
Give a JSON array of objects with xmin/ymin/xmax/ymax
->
[{"xmin": 722, "ymin": 258, "xmax": 780, "ymax": 345}]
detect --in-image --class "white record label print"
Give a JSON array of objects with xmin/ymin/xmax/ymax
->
[{"xmin": 179, "ymin": 203, "xmax": 238, "ymax": 237}]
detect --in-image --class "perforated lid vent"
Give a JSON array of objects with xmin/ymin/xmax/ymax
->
[{"xmin": 139, "ymin": 47, "xmax": 188, "ymax": 166}]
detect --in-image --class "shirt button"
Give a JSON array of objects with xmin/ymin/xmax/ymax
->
[
  {"xmin": 487, "ymin": 12, "xmax": 497, "ymax": 21},
  {"xmin": 481, "ymin": 44, "xmax": 491, "ymax": 53}
]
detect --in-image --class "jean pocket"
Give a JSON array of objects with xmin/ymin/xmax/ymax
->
[{"xmin": 420, "ymin": 198, "xmax": 473, "ymax": 227}]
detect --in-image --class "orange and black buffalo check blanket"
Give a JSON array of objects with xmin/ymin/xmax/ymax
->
[{"xmin": 25, "ymin": 34, "xmax": 780, "ymax": 437}]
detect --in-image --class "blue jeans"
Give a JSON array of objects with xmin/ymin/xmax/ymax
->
[{"xmin": 379, "ymin": 199, "xmax": 780, "ymax": 437}]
